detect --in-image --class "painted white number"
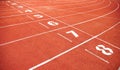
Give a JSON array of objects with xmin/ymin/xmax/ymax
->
[
  {"xmin": 33, "ymin": 14, "xmax": 43, "ymax": 18},
  {"xmin": 48, "ymin": 21, "xmax": 59, "ymax": 26},
  {"xmin": 11, "ymin": 3, "xmax": 17, "ymax": 5},
  {"xmin": 25, "ymin": 9, "xmax": 32, "ymax": 13},
  {"xmin": 17, "ymin": 6, "xmax": 23, "ymax": 8},
  {"xmin": 66, "ymin": 30, "xmax": 79, "ymax": 38},
  {"xmin": 96, "ymin": 45, "xmax": 113, "ymax": 56}
]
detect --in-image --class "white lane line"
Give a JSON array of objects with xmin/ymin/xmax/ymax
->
[
  {"xmin": 57, "ymin": 33, "xmax": 72, "ymax": 42},
  {"xmin": 0, "ymin": 0, "xmax": 112, "ymax": 28},
  {"xmin": 29, "ymin": 22, "xmax": 119, "ymax": 70},
  {"xmin": 21, "ymin": 0, "xmax": 86, "ymax": 3},
  {"xmin": 0, "ymin": 18, "xmax": 51, "ymax": 28},
  {"xmin": 58, "ymin": 0, "xmax": 110, "ymax": 14},
  {"xmin": 38, "ymin": 22, "xmax": 49, "ymax": 29},
  {"xmin": 0, "ymin": 0, "xmax": 97, "ymax": 18},
  {"xmin": 51, "ymin": 0, "xmax": 103, "ymax": 11},
  {"xmin": 0, "ymin": 1, "xmax": 119, "ymax": 46},
  {"xmin": 82, "ymin": 0, "xmax": 111, "ymax": 13},
  {"xmin": 97, "ymin": 38, "xmax": 120, "ymax": 50},
  {"xmin": 24, "ymin": 0, "xmax": 94, "ymax": 6},
  {"xmin": 55, "ymin": 0, "xmax": 102, "ymax": 10},
  {"xmin": 65, "ymin": 25, "xmax": 120, "ymax": 50},
  {"xmin": 26, "ymin": 15, "xmax": 34, "ymax": 20},
  {"xmin": 10, "ymin": 5, "xmax": 23, "ymax": 13},
  {"xmin": 85, "ymin": 49, "xmax": 109, "ymax": 64},
  {"xmin": 0, "ymin": 12, "xmax": 35, "ymax": 18},
  {"xmin": 51, "ymin": 0, "xmax": 120, "ymax": 50},
  {"xmin": 36, "ymin": 0, "xmax": 97, "ymax": 9}
]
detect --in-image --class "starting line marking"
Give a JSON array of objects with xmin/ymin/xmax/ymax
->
[
  {"xmin": 26, "ymin": 15, "xmax": 34, "ymax": 20},
  {"xmin": 85, "ymin": 49, "xmax": 109, "ymax": 64},
  {"xmin": 10, "ymin": 6, "xmax": 23, "ymax": 13},
  {"xmin": 38, "ymin": 22, "xmax": 49, "ymax": 29},
  {"xmin": 57, "ymin": 33, "xmax": 72, "ymax": 42}
]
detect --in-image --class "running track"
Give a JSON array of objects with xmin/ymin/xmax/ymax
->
[{"xmin": 0, "ymin": 0, "xmax": 120, "ymax": 70}]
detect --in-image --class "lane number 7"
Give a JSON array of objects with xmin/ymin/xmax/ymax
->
[{"xmin": 66, "ymin": 30, "xmax": 79, "ymax": 38}]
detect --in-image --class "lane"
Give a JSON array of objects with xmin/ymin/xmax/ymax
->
[
  {"xmin": 0, "ymin": 15, "xmax": 32, "ymax": 26},
  {"xmin": 0, "ymin": 0, "xmax": 119, "ymax": 70},
  {"xmin": 2, "ymin": 2, "xmax": 95, "ymax": 17},
  {"xmin": 0, "ymin": 19, "xmax": 68, "ymax": 44},
  {"xmin": 33, "ymin": 0, "xmax": 103, "ymax": 17},
  {"xmin": 37, "ymin": 38, "xmax": 120, "ymax": 70},
  {"xmin": 33, "ymin": 0, "xmax": 97, "ymax": 9},
  {"xmin": 0, "ymin": 0, "xmax": 112, "ymax": 28},
  {"xmin": 98, "ymin": 24, "xmax": 120, "ymax": 48},
  {"xmin": 86, "ymin": 0, "xmax": 118, "ymax": 16},
  {"xmin": 19, "ymin": 0, "xmax": 89, "ymax": 7},
  {"xmin": 0, "ymin": 27, "xmax": 91, "ymax": 70},
  {"xmin": 54, "ymin": 0, "xmax": 104, "ymax": 12},
  {"xmin": 29, "ymin": 21, "xmax": 120, "ymax": 70},
  {"xmin": 74, "ymin": 16, "xmax": 120, "ymax": 35},
  {"xmin": 0, "ymin": 0, "xmax": 119, "ymax": 46}
]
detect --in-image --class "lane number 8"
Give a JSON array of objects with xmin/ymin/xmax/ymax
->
[{"xmin": 96, "ymin": 45, "xmax": 113, "ymax": 56}]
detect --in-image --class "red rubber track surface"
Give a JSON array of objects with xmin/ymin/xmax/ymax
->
[{"xmin": 0, "ymin": 0, "xmax": 120, "ymax": 70}]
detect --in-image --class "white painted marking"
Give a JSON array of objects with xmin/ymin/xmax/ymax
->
[
  {"xmin": 0, "ymin": 1, "xmax": 119, "ymax": 46},
  {"xmin": 28, "ymin": 22, "xmax": 119, "ymax": 70},
  {"xmin": 17, "ymin": 5, "xmax": 23, "ymax": 8},
  {"xmin": 0, "ymin": 0, "xmax": 97, "ymax": 18},
  {"xmin": 0, "ymin": 12, "xmax": 35, "ymax": 18},
  {"xmin": 48, "ymin": 21, "xmax": 59, "ymax": 26},
  {"xmin": 57, "ymin": 33, "xmax": 72, "ymax": 42},
  {"xmin": 35, "ymin": 0, "xmax": 97, "ymax": 8},
  {"xmin": 10, "ymin": 6, "xmax": 23, "ymax": 13},
  {"xmin": 66, "ymin": 30, "xmax": 79, "ymax": 38},
  {"xmin": 26, "ymin": 15, "xmax": 34, "ymax": 20},
  {"xmin": 39, "ymin": 22, "xmax": 49, "ymax": 29},
  {"xmin": 33, "ymin": 14, "xmax": 43, "ymax": 18},
  {"xmin": 59, "ymin": 0, "xmax": 104, "ymax": 10},
  {"xmin": 11, "ymin": 3, "xmax": 17, "ymax": 5},
  {"xmin": 0, "ymin": 0, "xmax": 118, "ymax": 22},
  {"xmin": 25, "ymin": 9, "xmax": 32, "ymax": 13},
  {"xmin": 85, "ymin": 49, "xmax": 109, "ymax": 64},
  {"xmin": 0, "ymin": 18, "xmax": 50, "ymax": 28},
  {"xmin": 82, "ymin": 0, "xmax": 111, "ymax": 13},
  {"xmin": 68, "ymin": 26, "xmax": 120, "ymax": 50},
  {"xmin": 97, "ymin": 38, "xmax": 120, "ymax": 50},
  {"xmin": 96, "ymin": 45, "xmax": 113, "ymax": 56}
]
